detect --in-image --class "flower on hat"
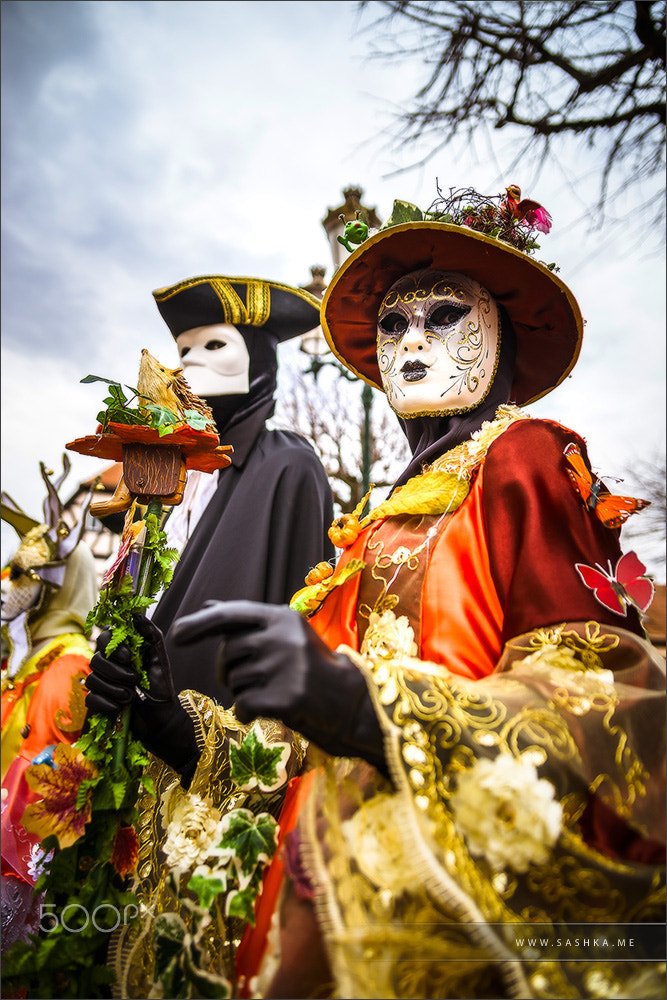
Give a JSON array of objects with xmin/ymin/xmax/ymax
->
[{"xmin": 380, "ymin": 185, "xmax": 555, "ymax": 260}]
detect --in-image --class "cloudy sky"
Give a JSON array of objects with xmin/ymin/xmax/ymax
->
[{"xmin": 2, "ymin": 0, "xmax": 664, "ymax": 577}]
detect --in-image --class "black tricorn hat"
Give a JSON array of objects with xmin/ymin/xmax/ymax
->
[{"xmin": 153, "ymin": 275, "xmax": 321, "ymax": 342}]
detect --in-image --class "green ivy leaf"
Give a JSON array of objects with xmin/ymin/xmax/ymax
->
[
  {"xmin": 153, "ymin": 913, "xmax": 189, "ymax": 997},
  {"xmin": 225, "ymin": 883, "xmax": 259, "ymax": 924},
  {"xmin": 183, "ymin": 409, "xmax": 211, "ymax": 431},
  {"xmin": 182, "ymin": 947, "xmax": 231, "ymax": 999},
  {"xmin": 381, "ymin": 199, "xmax": 424, "ymax": 229},
  {"xmin": 187, "ymin": 871, "xmax": 228, "ymax": 910},
  {"xmin": 229, "ymin": 724, "xmax": 290, "ymax": 792},
  {"xmin": 218, "ymin": 809, "xmax": 278, "ymax": 878}
]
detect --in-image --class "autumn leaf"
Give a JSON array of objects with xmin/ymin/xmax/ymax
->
[
  {"xmin": 111, "ymin": 824, "xmax": 139, "ymax": 879},
  {"xmin": 23, "ymin": 743, "xmax": 98, "ymax": 849}
]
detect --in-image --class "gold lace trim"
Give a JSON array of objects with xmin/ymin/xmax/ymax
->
[{"xmin": 293, "ymin": 619, "xmax": 665, "ymax": 999}]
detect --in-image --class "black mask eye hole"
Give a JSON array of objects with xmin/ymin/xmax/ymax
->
[
  {"xmin": 205, "ymin": 340, "xmax": 226, "ymax": 351},
  {"xmin": 426, "ymin": 304, "xmax": 470, "ymax": 331},
  {"xmin": 379, "ymin": 312, "xmax": 409, "ymax": 337},
  {"xmin": 9, "ymin": 564, "xmax": 24, "ymax": 582},
  {"xmin": 180, "ymin": 346, "xmax": 191, "ymax": 358}
]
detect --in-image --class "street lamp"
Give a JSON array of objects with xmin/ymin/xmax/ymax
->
[
  {"xmin": 298, "ymin": 316, "xmax": 375, "ymax": 498},
  {"xmin": 299, "ymin": 182, "xmax": 383, "ymax": 502}
]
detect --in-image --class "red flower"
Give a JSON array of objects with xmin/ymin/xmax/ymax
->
[{"xmin": 111, "ymin": 824, "xmax": 139, "ymax": 879}]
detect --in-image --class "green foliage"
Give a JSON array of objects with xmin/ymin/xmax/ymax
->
[
  {"xmin": 81, "ymin": 373, "xmax": 212, "ymax": 435},
  {"xmin": 2, "ymin": 496, "xmax": 177, "ymax": 998},
  {"xmin": 226, "ymin": 880, "xmax": 262, "ymax": 924},
  {"xmin": 229, "ymin": 725, "xmax": 289, "ymax": 792},
  {"xmin": 187, "ymin": 871, "xmax": 228, "ymax": 910},
  {"xmin": 81, "ymin": 374, "xmax": 144, "ymax": 432},
  {"xmin": 153, "ymin": 912, "xmax": 232, "ymax": 1000},
  {"xmin": 219, "ymin": 809, "xmax": 278, "ymax": 877},
  {"xmin": 381, "ymin": 199, "xmax": 424, "ymax": 228},
  {"xmin": 153, "ymin": 724, "xmax": 288, "ymax": 996}
]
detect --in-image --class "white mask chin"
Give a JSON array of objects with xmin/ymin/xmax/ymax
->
[
  {"xmin": 176, "ymin": 324, "xmax": 250, "ymax": 397},
  {"xmin": 376, "ymin": 269, "xmax": 500, "ymax": 417}
]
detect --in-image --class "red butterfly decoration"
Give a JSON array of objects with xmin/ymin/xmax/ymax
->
[
  {"xmin": 563, "ymin": 442, "xmax": 650, "ymax": 529},
  {"xmin": 576, "ymin": 551, "xmax": 655, "ymax": 616}
]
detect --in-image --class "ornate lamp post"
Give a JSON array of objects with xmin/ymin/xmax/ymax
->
[{"xmin": 299, "ymin": 189, "xmax": 381, "ymax": 498}]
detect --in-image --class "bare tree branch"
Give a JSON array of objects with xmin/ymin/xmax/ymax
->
[
  {"xmin": 275, "ymin": 365, "xmax": 409, "ymax": 513},
  {"xmin": 358, "ymin": 0, "xmax": 665, "ymax": 227}
]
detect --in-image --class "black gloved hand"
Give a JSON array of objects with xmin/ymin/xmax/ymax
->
[
  {"xmin": 172, "ymin": 600, "xmax": 388, "ymax": 777},
  {"xmin": 85, "ymin": 614, "xmax": 200, "ymax": 787}
]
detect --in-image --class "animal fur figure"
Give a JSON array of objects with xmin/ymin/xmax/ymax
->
[
  {"xmin": 90, "ymin": 350, "xmax": 220, "ymax": 517},
  {"xmin": 137, "ymin": 349, "xmax": 216, "ymax": 433}
]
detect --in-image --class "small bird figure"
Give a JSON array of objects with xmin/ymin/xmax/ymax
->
[{"xmin": 503, "ymin": 184, "xmax": 552, "ymax": 234}]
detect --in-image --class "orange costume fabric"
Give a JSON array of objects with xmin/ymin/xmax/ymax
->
[
  {"xmin": 236, "ymin": 414, "xmax": 651, "ymax": 987},
  {"xmin": 309, "ymin": 418, "xmax": 642, "ymax": 661},
  {"xmin": 1, "ymin": 633, "xmax": 91, "ymax": 883}
]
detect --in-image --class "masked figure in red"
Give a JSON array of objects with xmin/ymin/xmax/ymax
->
[{"xmin": 87, "ymin": 192, "xmax": 665, "ymax": 1000}]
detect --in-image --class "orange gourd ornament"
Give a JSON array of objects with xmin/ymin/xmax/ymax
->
[{"xmin": 328, "ymin": 487, "xmax": 374, "ymax": 549}]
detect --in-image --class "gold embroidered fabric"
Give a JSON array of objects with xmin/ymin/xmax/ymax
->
[
  {"xmin": 296, "ymin": 621, "xmax": 666, "ymax": 999},
  {"xmin": 356, "ymin": 513, "xmax": 450, "ymax": 650},
  {"xmin": 109, "ymin": 692, "xmax": 305, "ymax": 999}
]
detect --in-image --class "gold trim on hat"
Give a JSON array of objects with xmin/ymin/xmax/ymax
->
[
  {"xmin": 207, "ymin": 278, "xmax": 271, "ymax": 327},
  {"xmin": 152, "ymin": 275, "xmax": 321, "ymax": 333}
]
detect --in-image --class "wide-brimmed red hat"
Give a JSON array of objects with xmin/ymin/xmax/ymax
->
[{"xmin": 321, "ymin": 221, "xmax": 583, "ymax": 406}]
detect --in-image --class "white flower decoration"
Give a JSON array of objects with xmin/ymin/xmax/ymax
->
[
  {"xmin": 342, "ymin": 792, "xmax": 423, "ymax": 893},
  {"xmin": 518, "ymin": 644, "xmax": 615, "ymax": 697},
  {"xmin": 27, "ymin": 843, "xmax": 54, "ymax": 880},
  {"xmin": 361, "ymin": 610, "xmax": 418, "ymax": 661},
  {"xmin": 450, "ymin": 753, "xmax": 563, "ymax": 874},
  {"xmin": 162, "ymin": 793, "xmax": 224, "ymax": 876}
]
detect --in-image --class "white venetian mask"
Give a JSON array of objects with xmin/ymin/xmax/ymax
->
[
  {"xmin": 176, "ymin": 323, "xmax": 250, "ymax": 397},
  {"xmin": 376, "ymin": 269, "xmax": 500, "ymax": 417}
]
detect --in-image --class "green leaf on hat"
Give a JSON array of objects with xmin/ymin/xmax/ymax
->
[{"xmin": 381, "ymin": 199, "xmax": 424, "ymax": 229}]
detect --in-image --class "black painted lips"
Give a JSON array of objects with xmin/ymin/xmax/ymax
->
[{"xmin": 401, "ymin": 360, "xmax": 428, "ymax": 382}]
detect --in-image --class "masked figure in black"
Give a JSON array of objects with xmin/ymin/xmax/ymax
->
[{"xmin": 148, "ymin": 275, "xmax": 334, "ymax": 702}]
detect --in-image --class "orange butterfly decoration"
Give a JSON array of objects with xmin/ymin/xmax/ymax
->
[{"xmin": 563, "ymin": 442, "xmax": 650, "ymax": 529}]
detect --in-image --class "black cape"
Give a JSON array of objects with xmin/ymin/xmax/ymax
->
[{"xmin": 152, "ymin": 405, "xmax": 334, "ymax": 705}]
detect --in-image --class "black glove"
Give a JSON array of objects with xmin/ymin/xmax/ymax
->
[
  {"xmin": 85, "ymin": 614, "xmax": 200, "ymax": 787},
  {"xmin": 172, "ymin": 600, "xmax": 388, "ymax": 777}
]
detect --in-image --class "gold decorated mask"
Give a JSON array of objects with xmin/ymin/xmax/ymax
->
[{"xmin": 376, "ymin": 270, "xmax": 500, "ymax": 417}]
